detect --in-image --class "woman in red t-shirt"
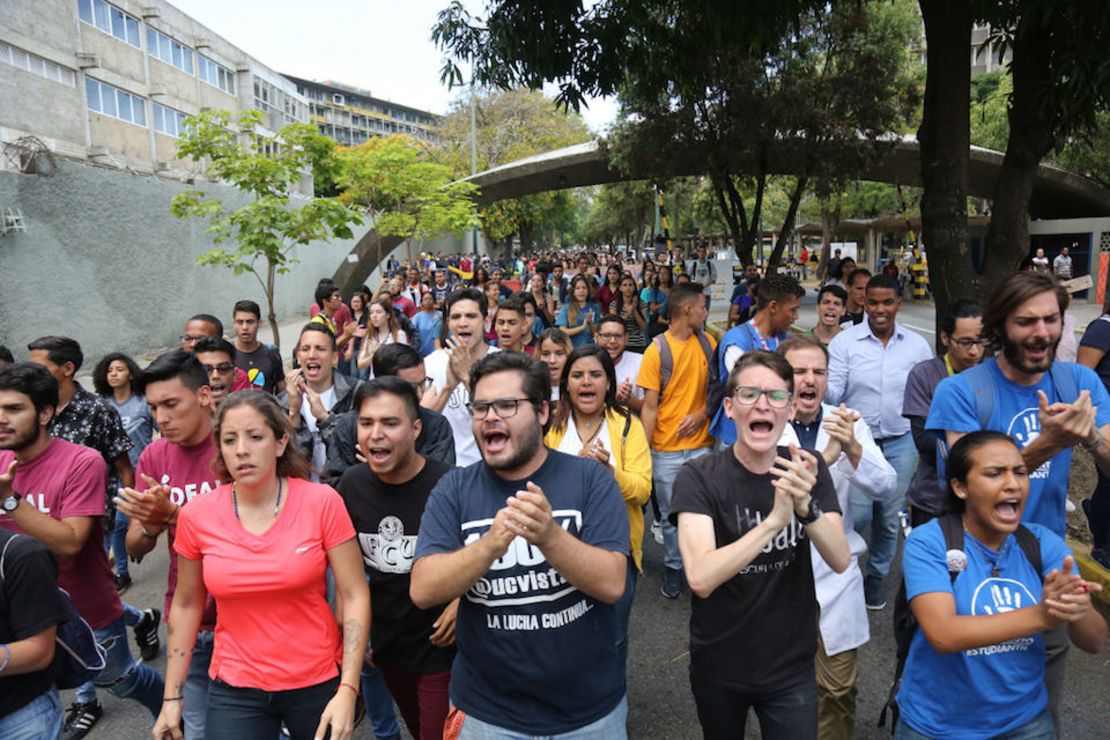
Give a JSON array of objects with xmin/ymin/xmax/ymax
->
[{"xmin": 153, "ymin": 392, "xmax": 370, "ymax": 740}]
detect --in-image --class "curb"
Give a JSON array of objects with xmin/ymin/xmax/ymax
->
[{"xmin": 1067, "ymin": 538, "xmax": 1110, "ymax": 606}]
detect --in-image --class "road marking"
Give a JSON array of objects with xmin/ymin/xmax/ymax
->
[{"xmin": 902, "ymin": 322, "xmax": 936, "ymax": 336}]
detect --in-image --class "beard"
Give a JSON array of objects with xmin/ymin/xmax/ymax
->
[
  {"xmin": 483, "ymin": 422, "xmax": 543, "ymax": 472},
  {"xmin": 0, "ymin": 423, "xmax": 43, "ymax": 453},
  {"xmin": 1000, "ymin": 332, "xmax": 1059, "ymax": 374}
]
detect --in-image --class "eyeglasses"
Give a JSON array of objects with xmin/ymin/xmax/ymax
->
[
  {"xmin": 732, "ymin": 386, "xmax": 793, "ymax": 408},
  {"xmin": 180, "ymin": 335, "xmax": 208, "ymax": 344},
  {"xmin": 201, "ymin": 362, "xmax": 235, "ymax": 375},
  {"xmin": 950, "ymin": 338, "xmax": 988, "ymax": 349},
  {"xmin": 408, "ymin": 377, "xmax": 435, "ymax": 394},
  {"xmin": 466, "ymin": 397, "xmax": 532, "ymax": 420},
  {"xmin": 597, "ymin": 332, "xmax": 625, "ymax": 342}
]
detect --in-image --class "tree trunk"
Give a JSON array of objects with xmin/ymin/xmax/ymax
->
[
  {"xmin": 767, "ymin": 175, "xmax": 809, "ymax": 273},
  {"xmin": 818, "ymin": 203, "xmax": 841, "ymax": 281},
  {"xmin": 982, "ymin": 13, "xmax": 1057, "ymax": 287},
  {"xmin": 265, "ymin": 259, "xmax": 280, "ymax": 351},
  {"xmin": 918, "ymin": 0, "xmax": 974, "ymax": 346}
]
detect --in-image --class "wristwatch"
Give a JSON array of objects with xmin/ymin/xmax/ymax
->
[
  {"xmin": 797, "ymin": 497, "xmax": 822, "ymax": 526},
  {"xmin": 2, "ymin": 493, "xmax": 22, "ymax": 513}
]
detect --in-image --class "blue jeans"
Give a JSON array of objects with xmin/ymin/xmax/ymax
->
[
  {"xmin": 458, "ymin": 695, "xmax": 628, "ymax": 739},
  {"xmin": 110, "ymin": 508, "xmax": 130, "ymax": 576},
  {"xmin": 614, "ymin": 560, "xmax": 638, "ymax": 673},
  {"xmin": 77, "ymin": 604, "xmax": 148, "ymax": 704},
  {"xmin": 184, "ymin": 630, "xmax": 214, "ymax": 739},
  {"xmin": 691, "ymin": 678, "xmax": 817, "ymax": 740},
  {"xmin": 205, "ymin": 676, "xmax": 339, "ymax": 740},
  {"xmin": 851, "ymin": 432, "xmax": 916, "ymax": 580},
  {"xmin": 361, "ymin": 664, "xmax": 402, "ymax": 740},
  {"xmin": 74, "ymin": 615, "xmax": 164, "ymax": 717},
  {"xmin": 652, "ymin": 447, "xmax": 711, "ymax": 571},
  {"xmin": 895, "ymin": 709, "xmax": 1054, "ymax": 740},
  {"xmin": 0, "ymin": 688, "xmax": 62, "ymax": 740}
]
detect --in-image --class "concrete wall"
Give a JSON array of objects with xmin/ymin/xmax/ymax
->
[{"xmin": 0, "ymin": 158, "xmax": 366, "ymax": 360}]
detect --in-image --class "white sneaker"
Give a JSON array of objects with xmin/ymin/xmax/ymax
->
[
  {"xmin": 651, "ymin": 519, "xmax": 663, "ymax": 545},
  {"xmin": 1066, "ymin": 498, "xmax": 1076, "ymax": 514}
]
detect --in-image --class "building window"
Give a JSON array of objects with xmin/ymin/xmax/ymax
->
[
  {"xmin": 333, "ymin": 93, "xmax": 345, "ymax": 105},
  {"xmin": 77, "ymin": 0, "xmax": 141, "ymax": 48},
  {"xmin": 85, "ymin": 77, "xmax": 146, "ymax": 125},
  {"xmin": 153, "ymin": 103, "xmax": 188, "ymax": 137},
  {"xmin": 0, "ymin": 40, "xmax": 77, "ymax": 86},
  {"xmin": 198, "ymin": 55, "xmax": 235, "ymax": 94},
  {"xmin": 146, "ymin": 28, "xmax": 194, "ymax": 74}
]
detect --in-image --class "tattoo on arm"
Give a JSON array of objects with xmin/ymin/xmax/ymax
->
[{"xmin": 343, "ymin": 619, "xmax": 361, "ymax": 657}]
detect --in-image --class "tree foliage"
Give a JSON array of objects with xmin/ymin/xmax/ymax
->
[
  {"xmin": 170, "ymin": 109, "xmax": 361, "ymax": 349},
  {"xmin": 337, "ymin": 134, "xmax": 478, "ymax": 268},
  {"xmin": 434, "ymin": 88, "xmax": 593, "ymax": 251}
]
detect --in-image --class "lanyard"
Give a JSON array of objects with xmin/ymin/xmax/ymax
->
[
  {"xmin": 746, "ymin": 321, "xmax": 774, "ymax": 351},
  {"xmin": 944, "ymin": 354, "xmax": 956, "ymax": 376}
]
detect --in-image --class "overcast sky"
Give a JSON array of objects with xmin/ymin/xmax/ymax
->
[{"xmin": 168, "ymin": 0, "xmax": 617, "ymax": 132}]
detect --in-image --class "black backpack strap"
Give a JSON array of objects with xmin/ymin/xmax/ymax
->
[
  {"xmin": 938, "ymin": 513, "xmax": 965, "ymax": 584},
  {"xmin": 1013, "ymin": 524, "xmax": 1044, "ymax": 579},
  {"xmin": 654, "ymin": 334, "xmax": 673, "ymax": 395}
]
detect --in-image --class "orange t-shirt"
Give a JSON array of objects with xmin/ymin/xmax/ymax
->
[
  {"xmin": 175, "ymin": 478, "xmax": 356, "ymax": 691},
  {"xmin": 637, "ymin": 331, "xmax": 716, "ymax": 451}
]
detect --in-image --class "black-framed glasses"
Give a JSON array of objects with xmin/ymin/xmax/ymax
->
[
  {"xmin": 467, "ymin": 397, "xmax": 532, "ymax": 420},
  {"xmin": 950, "ymin": 337, "xmax": 988, "ymax": 349},
  {"xmin": 732, "ymin": 386, "xmax": 793, "ymax": 408},
  {"xmin": 180, "ymin": 334, "xmax": 208, "ymax": 344},
  {"xmin": 201, "ymin": 362, "xmax": 235, "ymax": 375},
  {"xmin": 597, "ymin": 332, "xmax": 625, "ymax": 342},
  {"xmin": 409, "ymin": 377, "xmax": 435, "ymax": 394}
]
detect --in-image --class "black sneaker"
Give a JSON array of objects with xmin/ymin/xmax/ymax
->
[
  {"xmin": 865, "ymin": 575, "xmax": 887, "ymax": 610},
  {"xmin": 115, "ymin": 572, "xmax": 132, "ymax": 593},
  {"xmin": 660, "ymin": 567, "xmax": 684, "ymax": 599},
  {"xmin": 134, "ymin": 607, "xmax": 162, "ymax": 661},
  {"xmin": 62, "ymin": 701, "xmax": 103, "ymax": 740}
]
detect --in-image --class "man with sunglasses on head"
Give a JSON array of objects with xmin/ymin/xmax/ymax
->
[
  {"xmin": 412, "ymin": 352, "xmax": 630, "ymax": 738},
  {"xmin": 671, "ymin": 351, "xmax": 850, "ymax": 740},
  {"xmin": 324, "ymin": 344, "xmax": 456, "ymax": 485}
]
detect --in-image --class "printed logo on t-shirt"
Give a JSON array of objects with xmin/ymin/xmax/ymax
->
[
  {"xmin": 734, "ymin": 507, "xmax": 805, "ymax": 575},
  {"xmin": 359, "ymin": 515, "xmax": 416, "ymax": 574},
  {"xmin": 1007, "ymin": 409, "xmax": 1050, "ymax": 479},
  {"xmin": 963, "ymin": 577, "xmax": 1038, "ymax": 656},
  {"xmin": 161, "ymin": 473, "xmax": 218, "ymax": 506},
  {"xmin": 247, "ymin": 368, "xmax": 266, "ymax": 389}
]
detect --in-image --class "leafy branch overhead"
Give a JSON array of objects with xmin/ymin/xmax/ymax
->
[{"xmin": 170, "ymin": 109, "xmax": 362, "ymax": 349}]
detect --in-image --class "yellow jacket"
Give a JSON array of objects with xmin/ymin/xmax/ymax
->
[{"xmin": 545, "ymin": 407, "xmax": 653, "ymax": 571}]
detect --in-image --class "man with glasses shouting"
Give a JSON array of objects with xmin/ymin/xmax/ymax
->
[
  {"xmin": 412, "ymin": 352, "xmax": 631, "ymax": 739},
  {"xmin": 324, "ymin": 343, "xmax": 456, "ymax": 484},
  {"xmin": 671, "ymin": 350, "xmax": 850, "ymax": 740}
]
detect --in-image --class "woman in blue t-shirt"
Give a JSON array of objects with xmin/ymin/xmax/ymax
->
[
  {"xmin": 897, "ymin": 431, "xmax": 1106, "ymax": 740},
  {"xmin": 556, "ymin": 274, "xmax": 601, "ymax": 348}
]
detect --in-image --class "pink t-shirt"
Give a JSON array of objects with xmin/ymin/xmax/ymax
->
[
  {"xmin": 0, "ymin": 439, "xmax": 123, "ymax": 629},
  {"xmin": 175, "ymin": 477, "xmax": 356, "ymax": 691},
  {"xmin": 135, "ymin": 437, "xmax": 221, "ymax": 629}
]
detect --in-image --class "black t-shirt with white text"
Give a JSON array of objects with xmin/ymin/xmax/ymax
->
[
  {"xmin": 669, "ymin": 447, "xmax": 840, "ymax": 693},
  {"xmin": 0, "ymin": 528, "xmax": 70, "ymax": 718},
  {"xmin": 337, "ymin": 458, "xmax": 455, "ymax": 674}
]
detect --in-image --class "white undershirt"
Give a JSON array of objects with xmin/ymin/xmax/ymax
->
[
  {"xmin": 557, "ymin": 413, "xmax": 610, "ymax": 461},
  {"xmin": 301, "ymin": 385, "xmax": 337, "ymax": 481}
]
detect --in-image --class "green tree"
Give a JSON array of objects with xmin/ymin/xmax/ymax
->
[
  {"xmin": 435, "ymin": 88, "xmax": 592, "ymax": 252},
  {"xmin": 171, "ymin": 109, "xmax": 361, "ymax": 349},
  {"xmin": 337, "ymin": 135, "xmax": 478, "ymax": 276}
]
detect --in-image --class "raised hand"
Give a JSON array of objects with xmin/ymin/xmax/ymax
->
[
  {"xmin": 505, "ymin": 481, "xmax": 558, "ymax": 547},
  {"xmin": 771, "ymin": 445, "xmax": 819, "ymax": 518}
]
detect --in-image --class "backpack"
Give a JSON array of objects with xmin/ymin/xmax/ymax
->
[
  {"xmin": 652, "ymin": 331, "xmax": 726, "ymax": 417},
  {"xmin": 879, "ymin": 514, "xmax": 1043, "ymax": 732},
  {"xmin": 0, "ymin": 534, "xmax": 107, "ymax": 690}
]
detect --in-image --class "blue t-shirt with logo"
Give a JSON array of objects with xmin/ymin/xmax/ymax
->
[
  {"xmin": 925, "ymin": 359, "xmax": 1110, "ymax": 535},
  {"xmin": 411, "ymin": 310, "xmax": 442, "ymax": 357},
  {"xmin": 897, "ymin": 519, "xmax": 1073, "ymax": 739},
  {"xmin": 414, "ymin": 451, "xmax": 629, "ymax": 735},
  {"xmin": 709, "ymin": 321, "xmax": 788, "ymax": 444}
]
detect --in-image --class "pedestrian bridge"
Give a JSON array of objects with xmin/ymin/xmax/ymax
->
[{"xmin": 334, "ymin": 134, "xmax": 1110, "ymax": 293}]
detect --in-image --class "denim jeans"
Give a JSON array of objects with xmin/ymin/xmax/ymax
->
[
  {"xmin": 205, "ymin": 676, "xmax": 339, "ymax": 740},
  {"xmin": 613, "ymin": 560, "xmax": 638, "ymax": 673},
  {"xmin": 850, "ymin": 432, "xmax": 917, "ymax": 580},
  {"xmin": 691, "ymin": 678, "xmax": 817, "ymax": 740},
  {"xmin": 456, "ymin": 694, "xmax": 628, "ymax": 739},
  {"xmin": 361, "ymin": 664, "xmax": 401, "ymax": 740},
  {"xmin": 0, "ymin": 688, "xmax": 62, "ymax": 740},
  {"xmin": 895, "ymin": 708, "xmax": 1054, "ymax": 740},
  {"xmin": 110, "ymin": 508, "xmax": 130, "ymax": 576},
  {"xmin": 652, "ymin": 447, "xmax": 711, "ymax": 571},
  {"xmin": 184, "ymin": 630, "xmax": 214, "ymax": 739},
  {"xmin": 73, "ymin": 615, "xmax": 164, "ymax": 716}
]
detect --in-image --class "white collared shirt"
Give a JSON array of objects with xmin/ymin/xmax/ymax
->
[
  {"xmin": 780, "ymin": 403, "xmax": 897, "ymax": 655},
  {"xmin": 827, "ymin": 320, "xmax": 933, "ymax": 439}
]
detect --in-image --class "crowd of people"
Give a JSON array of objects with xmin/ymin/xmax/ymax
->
[{"xmin": 0, "ymin": 243, "xmax": 1107, "ymax": 740}]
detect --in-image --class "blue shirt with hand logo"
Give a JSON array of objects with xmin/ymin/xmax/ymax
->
[{"xmin": 897, "ymin": 519, "xmax": 1073, "ymax": 739}]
